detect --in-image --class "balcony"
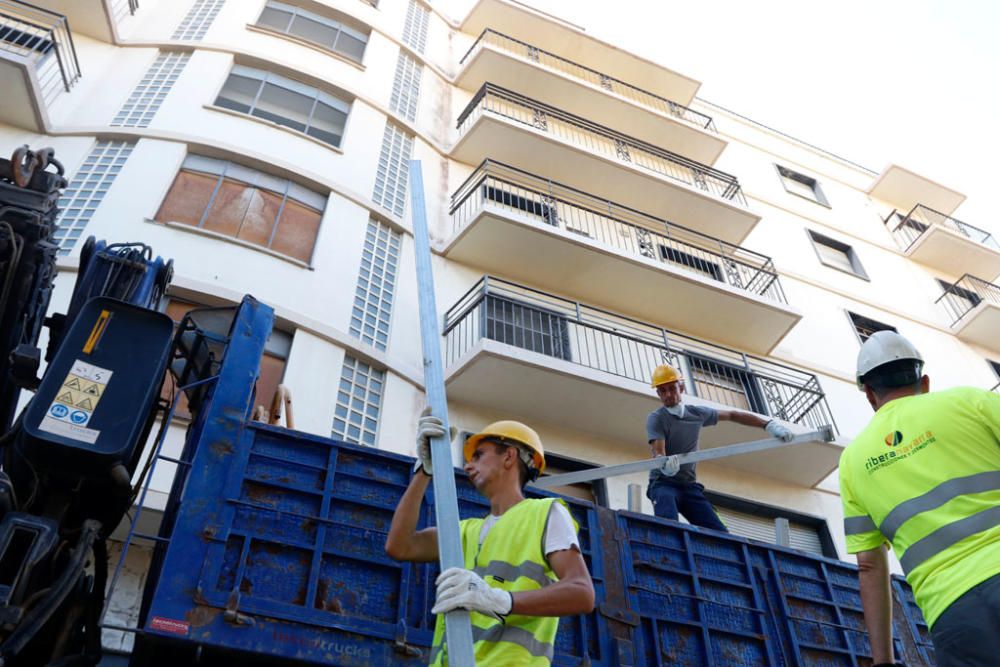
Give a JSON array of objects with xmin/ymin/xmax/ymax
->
[
  {"xmin": 0, "ymin": 0, "xmax": 80, "ymax": 131},
  {"xmin": 884, "ymin": 204, "xmax": 1000, "ymax": 280},
  {"xmin": 937, "ymin": 275, "xmax": 1000, "ymax": 352},
  {"xmin": 24, "ymin": 0, "xmax": 137, "ymax": 42},
  {"xmin": 453, "ymin": 84, "xmax": 760, "ymax": 245},
  {"xmin": 460, "ymin": 0, "xmax": 699, "ymax": 104},
  {"xmin": 443, "ymin": 277, "xmax": 840, "ymax": 487},
  {"xmin": 446, "ymin": 161, "xmax": 799, "ymax": 354},
  {"xmin": 867, "ymin": 164, "xmax": 965, "ymax": 217},
  {"xmin": 456, "ymin": 30, "xmax": 725, "ymax": 164}
]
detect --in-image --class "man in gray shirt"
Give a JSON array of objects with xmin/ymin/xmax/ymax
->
[{"xmin": 646, "ymin": 363, "xmax": 793, "ymax": 530}]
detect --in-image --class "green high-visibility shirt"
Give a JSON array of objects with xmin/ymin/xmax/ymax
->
[{"xmin": 839, "ymin": 386, "xmax": 1000, "ymax": 628}]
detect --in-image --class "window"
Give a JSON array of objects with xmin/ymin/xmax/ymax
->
[
  {"xmin": 659, "ymin": 245, "xmax": 723, "ymax": 282},
  {"xmin": 989, "ymin": 360, "xmax": 1000, "ymax": 380},
  {"xmin": 332, "ymin": 356, "xmax": 384, "ymax": 446},
  {"xmin": 686, "ymin": 355, "xmax": 766, "ymax": 414},
  {"xmin": 172, "ymin": 0, "xmax": 225, "ymax": 40},
  {"xmin": 481, "ymin": 296, "xmax": 571, "ymax": 361},
  {"xmin": 112, "ymin": 51, "xmax": 191, "ymax": 128},
  {"xmin": 389, "ymin": 51, "xmax": 422, "ymax": 122},
  {"xmin": 534, "ymin": 452, "xmax": 608, "ymax": 506},
  {"xmin": 155, "ymin": 155, "xmax": 326, "ymax": 263},
  {"xmin": 401, "ymin": 0, "xmax": 429, "ymax": 54},
  {"xmin": 848, "ymin": 311, "xmax": 897, "ymax": 344},
  {"xmin": 161, "ymin": 298, "xmax": 291, "ymax": 420},
  {"xmin": 350, "ymin": 219, "xmax": 401, "ymax": 351},
  {"xmin": 937, "ymin": 278, "xmax": 982, "ymax": 314},
  {"xmin": 808, "ymin": 230, "xmax": 868, "ymax": 279},
  {"xmin": 256, "ymin": 2, "xmax": 369, "ymax": 64},
  {"xmin": 484, "ymin": 185, "xmax": 555, "ymax": 224},
  {"xmin": 55, "ymin": 140, "xmax": 135, "ymax": 256},
  {"xmin": 215, "ymin": 65, "xmax": 351, "ymax": 148},
  {"xmin": 776, "ymin": 165, "xmax": 829, "ymax": 207},
  {"xmin": 372, "ymin": 121, "xmax": 413, "ymax": 217},
  {"xmin": 705, "ymin": 492, "xmax": 837, "ymax": 558}
]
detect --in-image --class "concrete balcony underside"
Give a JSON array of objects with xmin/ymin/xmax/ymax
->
[
  {"xmin": 459, "ymin": 0, "xmax": 700, "ymax": 105},
  {"xmin": 451, "ymin": 112, "xmax": 759, "ymax": 246},
  {"xmin": 455, "ymin": 42, "xmax": 725, "ymax": 164},
  {"xmin": 868, "ymin": 165, "xmax": 965, "ymax": 216},
  {"xmin": 0, "ymin": 55, "xmax": 44, "ymax": 132},
  {"xmin": 445, "ymin": 340, "xmax": 842, "ymax": 488},
  {"xmin": 907, "ymin": 225, "xmax": 1000, "ymax": 281},
  {"xmin": 443, "ymin": 206, "xmax": 800, "ymax": 354},
  {"xmin": 953, "ymin": 303, "xmax": 1000, "ymax": 352}
]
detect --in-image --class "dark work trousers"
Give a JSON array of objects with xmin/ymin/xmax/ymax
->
[
  {"xmin": 930, "ymin": 572, "xmax": 1000, "ymax": 667},
  {"xmin": 648, "ymin": 480, "xmax": 728, "ymax": 532}
]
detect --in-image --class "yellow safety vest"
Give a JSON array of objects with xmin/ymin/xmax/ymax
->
[
  {"xmin": 428, "ymin": 498, "xmax": 575, "ymax": 666},
  {"xmin": 840, "ymin": 386, "xmax": 1000, "ymax": 628}
]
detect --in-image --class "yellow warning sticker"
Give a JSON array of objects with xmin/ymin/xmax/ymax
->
[{"xmin": 38, "ymin": 360, "xmax": 113, "ymax": 444}]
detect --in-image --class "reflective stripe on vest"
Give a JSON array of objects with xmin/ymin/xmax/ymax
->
[
  {"xmin": 880, "ymin": 470, "xmax": 1000, "ymax": 542},
  {"xmin": 474, "ymin": 560, "xmax": 552, "ymax": 590},
  {"xmin": 844, "ymin": 515, "xmax": 877, "ymax": 535},
  {"xmin": 899, "ymin": 504, "xmax": 1000, "ymax": 574},
  {"xmin": 428, "ymin": 623, "xmax": 556, "ymax": 665}
]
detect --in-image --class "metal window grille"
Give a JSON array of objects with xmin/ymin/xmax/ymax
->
[
  {"xmin": 349, "ymin": 219, "xmax": 401, "ymax": 351},
  {"xmin": 401, "ymin": 0, "xmax": 428, "ymax": 53},
  {"xmin": 714, "ymin": 506, "xmax": 825, "ymax": 556},
  {"xmin": 848, "ymin": 311, "xmax": 896, "ymax": 344},
  {"xmin": 172, "ymin": 0, "xmax": 225, "ymax": 40},
  {"xmin": 332, "ymin": 355, "xmax": 384, "ymax": 446},
  {"xmin": 389, "ymin": 50, "xmax": 422, "ymax": 122},
  {"xmin": 372, "ymin": 121, "xmax": 413, "ymax": 217},
  {"xmin": 112, "ymin": 51, "xmax": 190, "ymax": 127},
  {"xmin": 54, "ymin": 140, "xmax": 135, "ymax": 255}
]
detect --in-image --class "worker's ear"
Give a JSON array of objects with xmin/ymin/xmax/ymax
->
[
  {"xmin": 863, "ymin": 384, "xmax": 878, "ymax": 411},
  {"xmin": 919, "ymin": 375, "xmax": 930, "ymax": 394}
]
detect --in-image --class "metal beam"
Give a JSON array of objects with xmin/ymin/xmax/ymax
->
[
  {"xmin": 408, "ymin": 160, "xmax": 475, "ymax": 662},
  {"xmin": 531, "ymin": 426, "xmax": 835, "ymax": 489}
]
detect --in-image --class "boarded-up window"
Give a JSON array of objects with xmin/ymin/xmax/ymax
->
[{"xmin": 156, "ymin": 155, "xmax": 327, "ymax": 263}]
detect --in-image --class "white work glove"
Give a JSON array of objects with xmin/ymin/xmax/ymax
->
[
  {"xmin": 431, "ymin": 567, "xmax": 513, "ymax": 622},
  {"xmin": 765, "ymin": 420, "xmax": 795, "ymax": 443},
  {"xmin": 415, "ymin": 408, "xmax": 456, "ymax": 475},
  {"xmin": 657, "ymin": 454, "xmax": 680, "ymax": 477}
]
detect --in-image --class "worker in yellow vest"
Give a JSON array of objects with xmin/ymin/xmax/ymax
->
[
  {"xmin": 840, "ymin": 331, "xmax": 1000, "ymax": 667},
  {"xmin": 385, "ymin": 416, "xmax": 595, "ymax": 666}
]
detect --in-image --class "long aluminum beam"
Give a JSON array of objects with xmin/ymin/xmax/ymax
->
[
  {"xmin": 531, "ymin": 425, "xmax": 835, "ymax": 489},
  {"xmin": 408, "ymin": 161, "xmax": 474, "ymax": 662}
]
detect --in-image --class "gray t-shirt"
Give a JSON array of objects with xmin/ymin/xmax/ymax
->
[{"xmin": 646, "ymin": 405, "xmax": 719, "ymax": 485}]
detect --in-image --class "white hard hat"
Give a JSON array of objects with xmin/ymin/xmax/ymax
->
[{"xmin": 856, "ymin": 331, "xmax": 923, "ymax": 389}]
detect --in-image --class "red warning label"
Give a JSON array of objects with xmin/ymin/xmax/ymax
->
[{"xmin": 150, "ymin": 616, "xmax": 190, "ymax": 636}]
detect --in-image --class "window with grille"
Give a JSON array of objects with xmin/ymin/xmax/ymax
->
[
  {"xmin": 160, "ymin": 297, "xmax": 291, "ymax": 420},
  {"xmin": 808, "ymin": 230, "xmax": 868, "ymax": 279},
  {"xmin": 172, "ymin": 0, "xmax": 225, "ymax": 40},
  {"xmin": 848, "ymin": 311, "xmax": 897, "ymax": 344},
  {"xmin": 112, "ymin": 51, "xmax": 190, "ymax": 128},
  {"xmin": 480, "ymin": 296, "xmax": 571, "ymax": 361},
  {"xmin": 535, "ymin": 452, "xmax": 607, "ymax": 506},
  {"xmin": 54, "ymin": 140, "xmax": 135, "ymax": 256},
  {"xmin": 215, "ymin": 64, "xmax": 351, "ymax": 148},
  {"xmin": 401, "ymin": 0, "xmax": 429, "ymax": 53},
  {"xmin": 256, "ymin": 1, "xmax": 369, "ymax": 64},
  {"xmin": 350, "ymin": 219, "xmax": 401, "ymax": 351},
  {"xmin": 332, "ymin": 355, "xmax": 384, "ymax": 446},
  {"xmin": 155, "ymin": 155, "xmax": 326, "ymax": 263},
  {"xmin": 686, "ymin": 356, "xmax": 766, "ymax": 414},
  {"xmin": 483, "ymin": 185, "xmax": 554, "ymax": 224},
  {"xmin": 389, "ymin": 51, "xmax": 422, "ymax": 122},
  {"xmin": 659, "ymin": 245, "xmax": 723, "ymax": 282},
  {"xmin": 776, "ymin": 164, "xmax": 829, "ymax": 207},
  {"xmin": 372, "ymin": 121, "xmax": 413, "ymax": 217}
]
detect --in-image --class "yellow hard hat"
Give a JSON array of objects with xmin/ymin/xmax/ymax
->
[
  {"xmin": 650, "ymin": 363, "xmax": 681, "ymax": 388},
  {"xmin": 464, "ymin": 420, "xmax": 546, "ymax": 474}
]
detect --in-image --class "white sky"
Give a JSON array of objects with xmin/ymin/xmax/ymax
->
[{"xmin": 445, "ymin": 0, "xmax": 999, "ymax": 232}]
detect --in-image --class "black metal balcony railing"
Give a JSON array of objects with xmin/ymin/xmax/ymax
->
[
  {"xmin": 936, "ymin": 274, "xmax": 1000, "ymax": 326},
  {"xmin": 451, "ymin": 160, "xmax": 786, "ymax": 303},
  {"xmin": 460, "ymin": 29, "xmax": 717, "ymax": 133},
  {"xmin": 111, "ymin": 0, "xmax": 140, "ymax": 19},
  {"xmin": 444, "ymin": 276, "xmax": 836, "ymax": 432},
  {"xmin": 0, "ymin": 1, "xmax": 80, "ymax": 105},
  {"xmin": 884, "ymin": 204, "xmax": 1000, "ymax": 253},
  {"xmin": 457, "ymin": 84, "xmax": 748, "ymax": 207}
]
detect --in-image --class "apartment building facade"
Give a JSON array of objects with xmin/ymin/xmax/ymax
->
[{"xmin": 2, "ymin": 0, "xmax": 999, "ymax": 657}]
